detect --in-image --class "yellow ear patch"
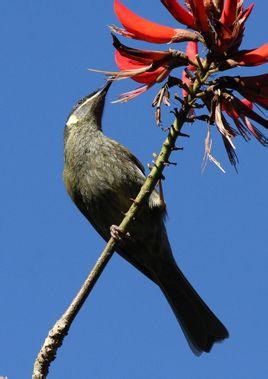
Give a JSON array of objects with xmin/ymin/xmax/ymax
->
[{"xmin": 66, "ymin": 114, "xmax": 79, "ymax": 127}]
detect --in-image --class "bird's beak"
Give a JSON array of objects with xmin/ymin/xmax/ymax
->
[
  {"xmin": 97, "ymin": 80, "xmax": 113, "ymax": 96},
  {"xmin": 66, "ymin": 80, "xmax": 113, "ymax": 128}
]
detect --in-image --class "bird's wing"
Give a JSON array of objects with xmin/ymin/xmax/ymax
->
[
  {"xmin": 72, "ymin": 186, "xmax": 158, "ymax": 283},
  {"xmin": 107, "ymin": 138, "xmax": 166, "ymax": 216},
  {"xmin": 108, "ymin": 139, "xmax": 146, "ymax": 176}
]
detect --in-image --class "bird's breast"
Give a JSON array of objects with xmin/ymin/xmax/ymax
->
[{"xmin": 64, "ymin": 136, "xmax": 141, "ymax": 212}]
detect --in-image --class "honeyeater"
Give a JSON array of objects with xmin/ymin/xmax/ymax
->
[{"xmin": 63, "ymin": 81, "xmax": 229, "ymax": 354}]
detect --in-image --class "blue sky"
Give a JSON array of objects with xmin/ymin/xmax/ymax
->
[{"xmin": 1, "ymin": 1, "xmax": 268, "ymax": 378}]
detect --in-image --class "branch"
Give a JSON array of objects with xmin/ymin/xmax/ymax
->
[{"xmin": 33, "ymin": 61, "xmax": 212, "ymax": 378}]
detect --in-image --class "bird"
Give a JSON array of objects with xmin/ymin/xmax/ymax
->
[{"xmin": 63, "ymin": 80, "xmax": 229, "ymax": 355}]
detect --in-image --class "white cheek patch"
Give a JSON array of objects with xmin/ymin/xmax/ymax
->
[{"xmin": 66, "ymin": 114, "xmax": 79, "ymax": 127}]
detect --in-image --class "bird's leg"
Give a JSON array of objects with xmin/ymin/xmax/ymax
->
[{"xmin": 110, "ymin": 225, "xmax": 131, "ymax": 241}]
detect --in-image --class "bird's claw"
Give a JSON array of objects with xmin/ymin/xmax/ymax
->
[{"xmin": 110, "ymin": 225, "xmax": 130, "ymax": 241}]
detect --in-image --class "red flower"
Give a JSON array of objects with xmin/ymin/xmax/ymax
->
[
  {"xmin": 91, "ymin": 0, "xmax": 268, "ymax": 170},
  {"xmin": 91, "ymin": 36, "xmax": 190, "ymax": 102},
  {"xmin": 212, "ymin": 2, "xmax": 254, "ymax": 53},
  {"xmin": 95, "ymin": 0, "xmax": 268, "ymax": 118},
  {"xmin": 218, "ymin": 74, "xmax": 268, "ymax": 110},
  {"xmin": 232, "ymin": 44, "xmax": 268, "ymax": 66},
  {"xmin": 203, "ymin": 88, "xmax": 268, "ymax": 169},
  {"xmin": 113, "ymin": 35, "xmax": 188, "ymax": 80},
  {"xmin": 221, "ymin": 94, "xmax": 268, "ymax": 147},
  {"xmin": 112, "ymin": 0, "xmax": 199, "ymax": 44},
  {"xmin": 110, "ymin": 1, "xmax": 267, "ymax": 98},
  {"xmin": 161, "ymin": 0, "xmax": 254, "ymax": 55},
  {"xmin": 111, "ymin": 0, "xmax": 259, "ymax": 59}
]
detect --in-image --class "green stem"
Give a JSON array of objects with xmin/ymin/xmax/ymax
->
[{"xmin": 32, "ymin": 64, "xmax": 212, "ymax": 379}]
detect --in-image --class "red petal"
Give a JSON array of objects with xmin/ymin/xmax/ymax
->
[
  {"xmin": 234, "ymin": 97, "xmax": 268, "ymax": 128},
  {"xmin": 221, "ymin": 99, "xmax": 239, "ymax": 119},
  {"xmin": 220, "ymin": 0, "xmax": 239, "ymax": 26},
  {"xmin": 115, "ymin": 50, "xmax": 169, "ymax": 84},
  {"xmin": 114, "ymin": 0, "xmax": 191, "ymax": 43},
  {"xmin": 234, "ymin": 43, "xmax": 268, "ymax": 66},
  {"xmin": 115, "ymin": 50, "xmax": 148, "ymax": 70},
  {"xmin": 160, "ymin": 0, "xmax": 195, "ymax": 28},
  {"xmin": 188, "ymin": 0, "xmax": 210, "ymax": 33},
  {"xmin": 112, "ymin": 36, "xmax": 188, "ymax": 84},
  {"xmin": 133, "ymin": 68, "xmax": 169, "ymax": 84},
  {"xmin": 222, "ymin": 98, "xmax": 253, "ymax": 120},
  {"xmin": 112, "ymin": 35, "xmax": 172, "ymax": 63},
  {"xmin": 186, "ymin": 41, "xmax": 198, "ymax": 70}
]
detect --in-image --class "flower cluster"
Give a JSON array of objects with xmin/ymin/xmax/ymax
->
[{"xmin": 95, "ymin": 0, "xmax": 268, "ymax": 170}]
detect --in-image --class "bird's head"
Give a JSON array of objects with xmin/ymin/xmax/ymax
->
[{"xmin": 66, "ymin": 80, "xmax": 112, "ymax": 131}]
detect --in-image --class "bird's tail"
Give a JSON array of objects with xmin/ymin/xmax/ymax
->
[{"xmin": 155, "ymin": 259, "xmax": 229, "ymax": 355}]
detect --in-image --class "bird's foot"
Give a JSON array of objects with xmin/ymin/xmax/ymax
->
[{"xmin": 110, "ymin": 225, "xmax": 130, "ymax": 241}]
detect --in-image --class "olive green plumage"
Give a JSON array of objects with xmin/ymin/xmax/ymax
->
[{"xmin": 63, "ymin": 81, "xmax": 229, "ymax": 354}]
